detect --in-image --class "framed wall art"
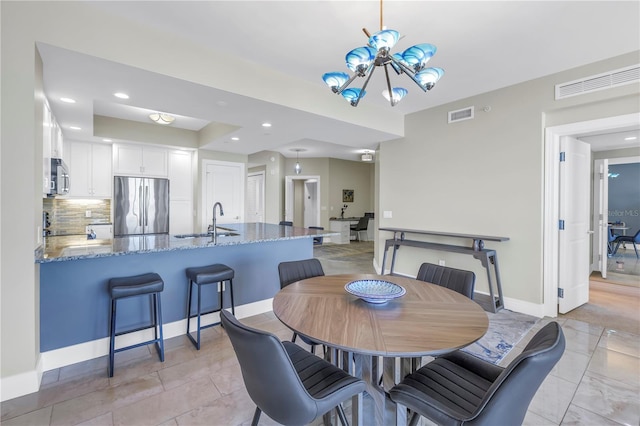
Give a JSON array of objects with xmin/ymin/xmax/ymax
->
[{"xmin": 343, "ymin": 189, "xmax": 354, "ymax": 203}]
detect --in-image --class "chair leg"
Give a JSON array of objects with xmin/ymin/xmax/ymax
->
[
  {"xmin": 292, "ymin": 332, "xmax": 298, "ymax": 343},
  {"xmin": 155, "ymin": 293, "xmax": 165, "ymax": 362},
  {"xmin": 228, "ymin": 279, "xmax": 235, "ymax": 315},
  {"xmin": 336, "ymin": 404, "xmax": 348, "ymax": 426},
  {"xmin": 109, "ymin": 298, "xmax": 117, "ymax": 377},
  {"xmin": 186, "ymin": 279, "xmax": 193, "ymax": 335},
  {"xmin": 251, "ymin": 407, "xmax": 262, "ymax": 426},
  {"xmin": 408, "ymin": 411, "xmax": 420, "ymax": 426},
  {"xmin": 634, "ymin": 243, "xmax": 639, "ymax": 259}
]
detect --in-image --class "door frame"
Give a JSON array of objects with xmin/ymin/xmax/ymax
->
[
  {"xmin": 543, "ymin": 112, "xmax": 640, "ymax": 317},
  {"xmin": 247, "ymin": 171, "xmax": 266, "ymax": 223},
  {"xmin": 284, "ymin": 175, "xmax": 321, "ymax": 226}
]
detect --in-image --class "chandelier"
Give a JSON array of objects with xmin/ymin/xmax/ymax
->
[{"xmin": 322, "ymin": 0, "xmax": 444, "ymax": 107}]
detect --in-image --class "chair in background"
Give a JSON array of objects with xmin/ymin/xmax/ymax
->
[
  {"xmin": 389, "ymin": 321, "xmax": 565, "ymax": 426},
  {"xmin": 279, "ymin": 220, "xmax": 293, "ymax": 226},
  {"xmin": 278, "ymin": 258, "xmax": 325, "ymax": 354},
  {"xmin": 220, "ymin": 310, "xmax": 366, "ymax": 426},
  {"xmin": 613, "ymin": 229, "xmax": 640, "ymax": 258},
  {"xmin": 308, "ymin": 226, "xmax": 324, "ymax": 245},
  {"xmin": 607, "ymin": 227, "xmax": 617, "ymax": 256},
  {"xmin": 416, "ymin": 262, "xmax": 476, "ymax": 300},
  {"xmin": 350, "ymin": 216, "xmax": 369, "ymax": 241}
]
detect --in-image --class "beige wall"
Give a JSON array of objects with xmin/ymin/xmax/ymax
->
[
  {"xmin": 326, "ymin": 158, "xmax": 375, "ymax": 219},
  {"xmin": 377, "ymin": 51, "xmax": 640, "ymax": 306}
]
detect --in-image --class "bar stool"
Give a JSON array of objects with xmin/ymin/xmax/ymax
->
[
  {"xmin": 108, "ymin": 273, "xmax": 165, "ymax": 377},
  {"xmin": 185, "ymin": 263, "xmax": 235, "ymax": 349}
]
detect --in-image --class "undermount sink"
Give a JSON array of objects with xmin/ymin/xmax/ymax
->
[
  {"xmin": 174, "ymin": 231, "xmax": 240, "ymax": 239},
  {"xmin": 61, "ymin": 245, "xmax": 112, "ymax": 256}
]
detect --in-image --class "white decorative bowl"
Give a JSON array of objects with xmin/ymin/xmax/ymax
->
[{"xmin": 345, "ymin": 279, "xmax": 406, "ymax": 304}]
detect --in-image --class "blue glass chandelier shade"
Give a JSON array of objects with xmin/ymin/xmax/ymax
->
[{"xmin": 322, "ymin": 28, "xmax": 443, "ymax": 107}]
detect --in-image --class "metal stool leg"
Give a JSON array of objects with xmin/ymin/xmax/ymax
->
[
  {"xmin": 196, "ymin": 283, "xmax": 202, "ymax": 350},
  {"xmin": 186, "ymin": 279, "xmax": 193, "ymax": 335},
  {"xmin": 155, "ymin": 293, "xmax": 165, "ymax": 362},
  {"xmin": 228, "ymin": 279, "xmax": 235, "ymax": 315},
  {"xmin": 109, "ymin": 298, "xmax": 117, "ymax": 377}
]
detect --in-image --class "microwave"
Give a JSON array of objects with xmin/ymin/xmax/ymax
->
[{"xmin": 49, "ymin": 158, "xmax": 70, "ymax": 196}]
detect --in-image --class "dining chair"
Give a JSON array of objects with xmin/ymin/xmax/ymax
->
[
  {"xmin": 220, "ymin": 310, "xmax": 366, "ymax": 426},
  {"xmin": 389, "ymin": 321, "xmax": 565, "ymax": 426},
  {"xmin": 613, "ymin": 228, "xmax": 640, "ymax": 258},
  {"xmin": 278, "ymin": 258, "xmax": 325, "ymax": 354},
  {"xmin": 308, "ymin": 225, "xmax": 324, "ymax": 245},
  {"xmin": 607, "ymin": 227, "xmax": 617, "ymax": 255},
  {"xmin": 350, "ymin": 216, "xmax": 369, "ymax": 241},
  {"xmin": 416, "ymin": 262, "xmax": 476, "ymax": 300}
]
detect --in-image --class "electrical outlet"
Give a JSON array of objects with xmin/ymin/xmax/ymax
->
[
  {"xmin": 85, "ymin": 210, "xmax": 92, "ymax": 218},
  {"xmin": 438, "ymin": 260, "xmax": 445, "ymax": 266}
]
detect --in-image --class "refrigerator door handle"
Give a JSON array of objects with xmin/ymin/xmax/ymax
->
[
  {"xmin": 138, "ymin": 183, "xmax": 144, "ymax": 227},
  {"xmin": 144, "ymin": 185, "xmax": 149, "ymax": 227}
]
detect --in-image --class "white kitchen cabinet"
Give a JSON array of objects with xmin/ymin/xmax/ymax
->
[
  {"xmin": 168, "ymin": 150, "xmax": 194, "ymax": 234},
  {"xmin": 66, "ymin": 141, "xmax": 112, "ymax": 198},
  {"xmin": 113, "ymin": 143, "xmax": 168, "ymax": 177},
  {"xmin": 43, "ymin": 99, "xmax": 65, "ymax": 195}
]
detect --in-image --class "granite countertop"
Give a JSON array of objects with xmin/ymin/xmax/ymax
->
[{"xmin": 36, "ymin": 222, "xmax": 336, "ymax": 263}]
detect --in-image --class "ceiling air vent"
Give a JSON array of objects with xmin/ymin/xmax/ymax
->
[
  {"xmin": 448, "ymin": 106, "xmax": 474, "ymax": 123},
  {"xmin": 555, "ymin": 64, "xmax": 639, "ymax": 100}
]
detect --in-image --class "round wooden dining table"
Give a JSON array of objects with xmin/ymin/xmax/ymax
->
[{"xmin": 273, "ymin": 273, "xmax": 489, "ymax": 426}]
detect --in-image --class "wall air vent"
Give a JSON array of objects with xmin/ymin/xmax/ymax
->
[
  {"xmin": 448, "ymin": 106, "xmax": 474, "ymax": 123},
  {"xmin": 555, "ymin": 64, "xmax": 639, "ymax": 100}
]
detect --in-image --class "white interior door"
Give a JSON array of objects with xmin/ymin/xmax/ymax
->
[
  {"xmin": 558, "ymin": 136, "xmax": 591, "ymax": 314},
  {"xmin": 202, "ymin": 160, "xmax": 245, "ymax": 229},
  {"xmin": 246, "ymin": 172, "xmax": 265, "ymax": 223},
  {"xmin": 593, "ymin": 159, "xmax": 609, "ymax": 278}
]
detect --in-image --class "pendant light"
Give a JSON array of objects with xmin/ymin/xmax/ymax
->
[{"xmin": 292, "ymin": 148, "xmax": 305, "ymax": 174}]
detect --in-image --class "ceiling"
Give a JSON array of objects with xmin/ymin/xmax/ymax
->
[{"xmin": 39, "ymin": 1, "xmax": 640, "ymax": 162}]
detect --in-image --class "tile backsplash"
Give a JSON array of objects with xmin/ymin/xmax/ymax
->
[{"xmin": 43, "ymin": 198, "xmax": 111, "ymax": 236}]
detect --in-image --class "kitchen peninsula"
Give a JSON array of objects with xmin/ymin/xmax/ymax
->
[{"xmin": 37, "ymin": 223, "xmax": 330, "ymax": 370}]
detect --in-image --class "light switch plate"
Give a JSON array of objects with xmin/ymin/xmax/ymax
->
[{"xmin": 383, "ymin": 211, "xmax": 392, "ymax": 219}]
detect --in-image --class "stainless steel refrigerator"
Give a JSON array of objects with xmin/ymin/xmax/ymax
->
[{"xmin": 114, "ymin": 176, "xmax": 170, "ymax": 236}]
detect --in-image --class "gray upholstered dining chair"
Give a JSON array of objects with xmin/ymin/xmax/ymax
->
[
  {"xmin": 416, "ymin": 262, "xmax": 476, "ymax": 299},
  {"xmin": 220, "ymin": 310, "xmax": 366, "ymax": 426},
  {"xmin": 278, "ymin": 258, "xmax": 325, "ymax": 354},
  {"xmin": 349, "ymin": 216, "xmax": 369, "ymax": 241},
  {"xmin": 613, "ymin": 228, "xmax": 640, "ymax": 258},
  {"xmin": 389, "ymin": 321, "xmax": 565, "ymax": 426}
]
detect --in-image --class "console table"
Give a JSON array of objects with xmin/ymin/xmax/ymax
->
[{"xmin": 379, "ymin": 228, "xmax": 509, "ymax": 313}]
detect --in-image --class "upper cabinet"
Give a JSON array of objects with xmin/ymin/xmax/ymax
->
[
  {"xmin": 113, "ymin": 143, "xmax": 168, "ymax": 177},
  {"xmin": 43, "ymin": 99, "xmax": 64, "ymax": 196},
  {"xmin": 65, "ymin": 141, "xmax": 112, "ymax": 198}
]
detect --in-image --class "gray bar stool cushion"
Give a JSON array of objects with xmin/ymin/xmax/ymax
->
[
  {"xmin": 186, "ymin": 264, "xmax": 234, "ymax": 284},
  {"xmin": 109, "ymin": 273, "xmax": 164, "ymax": 299}
]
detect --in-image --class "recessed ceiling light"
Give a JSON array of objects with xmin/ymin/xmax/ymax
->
[
  {"xmin": 231, "ymin": 137, "xmax": 239, "ymax": 141},
  {"xmin": 60, "ymin": 97, "xmax": 76, "ymax": 103},
  {"xmin": 114, "ymin": 92, "xmax": 129, "ymax": 99},
  {"xmin": 103, "ymin": 138, "xmax": 112, "ymax": 142},
  {"xmin": 624, "ymin": 136, "xmax": 637, "ymax": 141},
  {"xmin": 69, "ymin": 126, "xmax": 81, "ymax": 130},
  {"xmin": 262, "ymin": 122, "xmax": 272, "ymax": 128}
]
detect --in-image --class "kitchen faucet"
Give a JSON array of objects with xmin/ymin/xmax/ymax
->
[{"xmin": 210, "ymin": 202, "xmax": 224, "ymax": 243}]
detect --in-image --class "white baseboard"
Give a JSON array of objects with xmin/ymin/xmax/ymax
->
[
  {"xmin": 0, "ymin": 355, "xmax": 43, "ymax": 402},
  {"xmin": 40, "ymin": 298, "xmax": 273, "ymax": 372}
]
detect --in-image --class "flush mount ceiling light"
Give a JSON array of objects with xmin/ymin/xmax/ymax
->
[
  {"xmin": 322, "ymin": 0, "xmax": 444, "ymax": 107},
  {"xmin": 361, "ymin": 151, "xmax": 374, "ymax": 162},
  {"xmin": 113, "ymin": 92, "xmax": 129, "ymax": 99},
  {"xmin": 292, "ymin": 148, "xmax": 306, "ymax": 175},
  {"xmin": 148, "ymin": 112, "xmax": 175, "ymax": 125}
]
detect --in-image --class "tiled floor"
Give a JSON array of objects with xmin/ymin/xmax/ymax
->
[{"xmin": 2, "ymin": 242, "xmax": 639, "ymax": 425}]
